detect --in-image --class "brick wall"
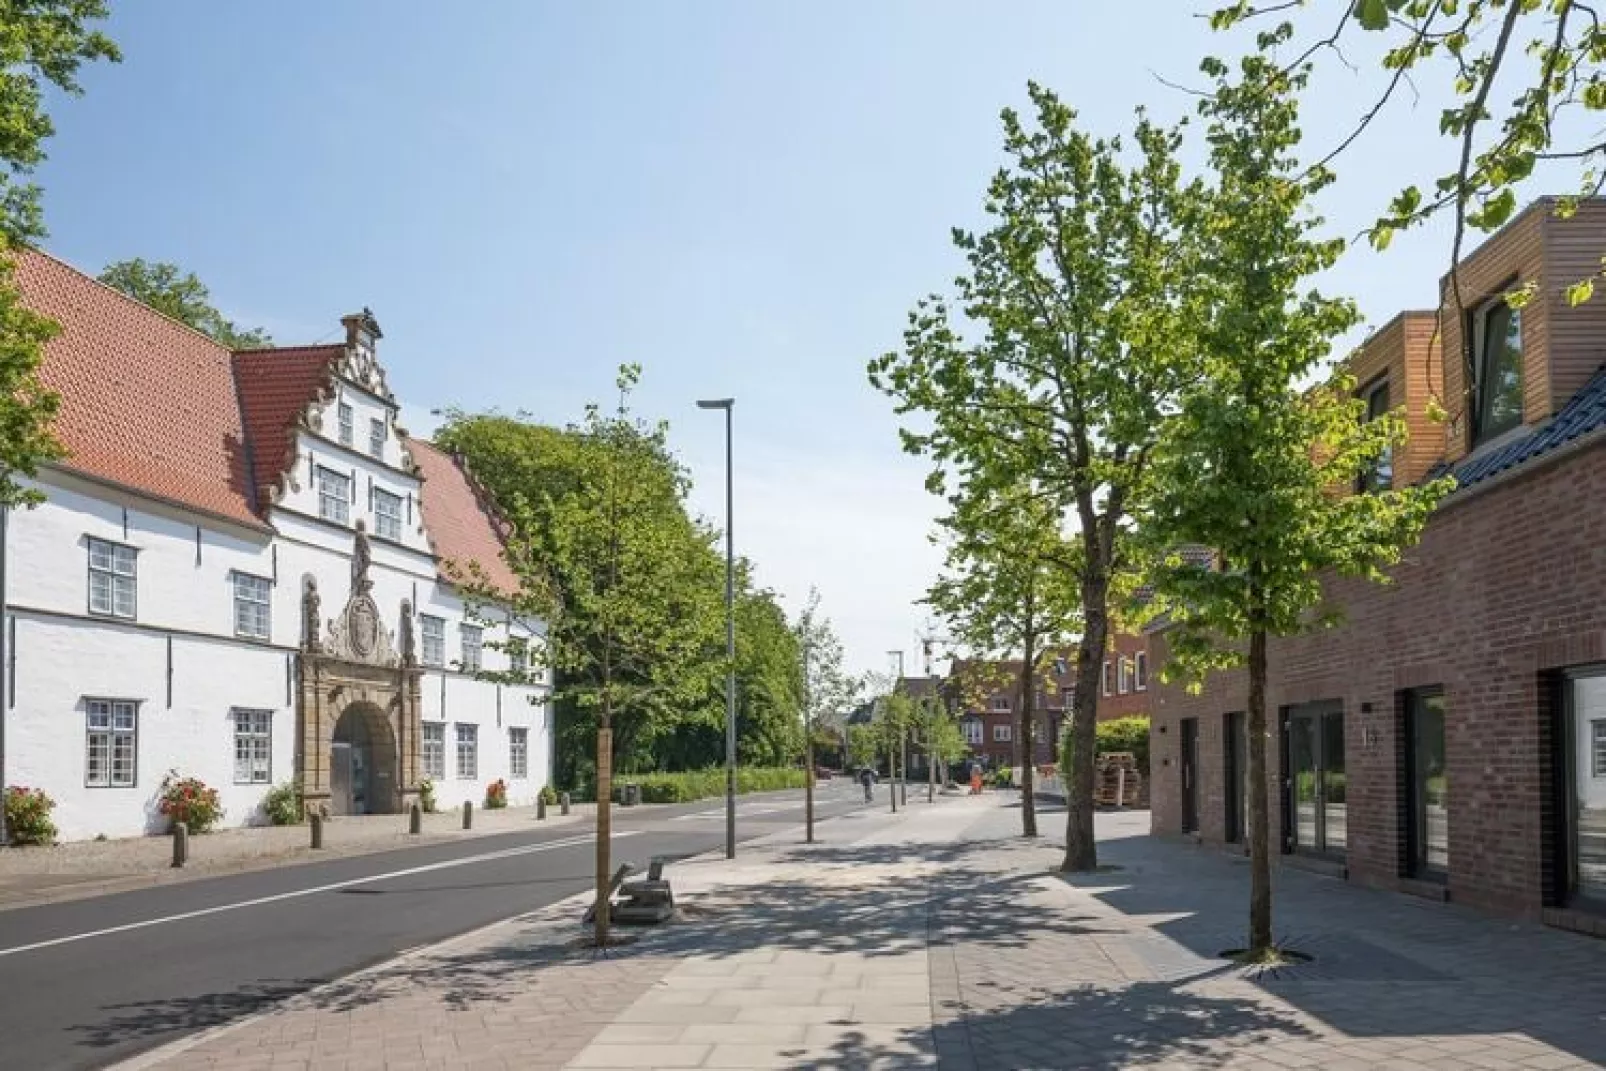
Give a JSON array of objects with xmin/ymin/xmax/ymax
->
[{"xmin": 1150, "ymin": 436, "xmax": 1606, "ymax": 920}]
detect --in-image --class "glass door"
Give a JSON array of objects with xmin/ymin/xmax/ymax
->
[
  {"xmin": 1406, "ymin": 691, "xmax": 1448, "ymax": 878},
  {"xmin": 1180, "ymin": 718, "xmax": 1199, "ymax": 834},
  {"xmin": 1567, "ymin": 673, "xmax": 1606, "ymax": 906},
  {"xmin": 1224, "ymin": 711, "xmax": 1246, "ymax": 844},
  {"xmin": 1284, "ymin": 701, "xmax": 1345, "ymax": 857}
]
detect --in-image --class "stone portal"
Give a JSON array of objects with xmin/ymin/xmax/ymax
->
[{"xmin": 296, "ymin": 522, "xmax": 423, "ymax": 818}]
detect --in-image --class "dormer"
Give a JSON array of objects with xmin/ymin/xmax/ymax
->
[
  {"xmin": 1441, "ymin": 197, "xmax": 1606, "ymax": 464},
  {"xmin": 1344, "ymin": 310, "xmax": 1442, "ymax": 489}
]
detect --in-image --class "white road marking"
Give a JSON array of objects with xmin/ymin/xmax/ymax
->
[{"xmin": 0, "ymin": 831, "xmax": 639, "ymax": 959}]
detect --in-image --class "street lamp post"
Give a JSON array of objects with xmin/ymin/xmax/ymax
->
[
  {"xmin": 888, "ymin": 650, "xmax": 906, "ymax": 807},
  {"xmin": 802, "ymin": 636, "xmax": 813, "ymax": 844},
  {"xmin": 698, "ymin": 398, "xmax": 737, "ymax": 859}
]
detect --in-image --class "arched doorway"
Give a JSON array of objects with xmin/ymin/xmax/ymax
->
[{"xmin": 330, "ymin": 702, "xmax": 398, "ymax": 815}]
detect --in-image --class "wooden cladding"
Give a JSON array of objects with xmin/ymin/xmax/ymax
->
[{"xmin": 1347, "ymin": 311, "xmax": 1443, "ymax": 488}]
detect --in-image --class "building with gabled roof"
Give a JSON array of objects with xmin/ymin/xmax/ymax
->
[{"xmin": 4, "ymin": 249, "xmax": 551, "ymax": 840}]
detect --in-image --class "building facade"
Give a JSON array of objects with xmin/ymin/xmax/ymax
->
[
  {"xmin": 1149, "ymin": 198, "xmax": 1606, "ymax": 929},
  {"xmin": 950, "ymin": 634, "xmax": 1153, "ymax": 770},
  {"xmin": 4, "ymin": 251, "xmax": 552, "ymax": 841}
]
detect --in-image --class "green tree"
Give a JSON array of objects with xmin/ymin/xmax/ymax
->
[
  {"xmin": 870, "ymin": 87, "xmax": 1200, "ymax": 868},
  {"xmin": 437, "ymin": 408, "xmax": 723, "ymax": 784},
  {"xmin": 794, "ymin": 587, "xmax": 860, "ymax": 834},
  {"xmin": 924, "ymin": 482, "xmax": 1081, "ymax": 837},
  {"xmin": 1142, "ymin": 43, "xmax": 1449, "ymax": 960},
  {"xmin": 732, "ymin": 583, "xmax": 803, "ymax": 768},
  {"xmin": 909, "ymin": 691, "xmax": 965, "ymax": 802},
  {"xmin": 97, "ymin": 259, "xmax": 272, "ymax": 349},
  {"xmin": 0, "ymin": 1, "xmax": 118, "ymax": 509},
  {"xmin": 443, "ymin": 367, "xmax": 721, "ymax": 947}
]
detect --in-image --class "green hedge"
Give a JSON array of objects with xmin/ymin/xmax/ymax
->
[
  {"xmin": 1059, "ymin": 715, "xmax": 1150, "ymax": 775},
  {"xmin": 620, "ymin": 767, "xmax": 808, "ymax": 804}
]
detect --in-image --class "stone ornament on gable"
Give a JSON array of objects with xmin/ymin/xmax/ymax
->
[{"xmin": 324, "ymin": 520, "xmax": 400, "ymax": 668}]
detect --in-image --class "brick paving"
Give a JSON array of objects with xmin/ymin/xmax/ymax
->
[{"xmin": 119, "ymin": 795, "xmax": 1606, "ymax": 1070}]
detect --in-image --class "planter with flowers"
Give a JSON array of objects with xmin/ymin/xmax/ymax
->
[
  {"xmin": 158, "ymin": 771, "xmax": 224, "ymax": 833},
  {"xmin": 485, "ymin": 779, "xmax": 508, "ymax": 810}
]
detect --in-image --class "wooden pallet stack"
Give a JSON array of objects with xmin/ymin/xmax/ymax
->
[{"xmin": 1095, "ymin": 752, "xmax": 1147, "ymax": 809}]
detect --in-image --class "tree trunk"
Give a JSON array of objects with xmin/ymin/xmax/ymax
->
[
  {"xmin": 888, "ymin": 744, "xmax": 897, "ymax": 813},
  {"xmin": 1247, "ymin": 618, "xmax": 1273, "ymax": 956},
  {"xmin": 899, "ymin": 733, "xmax": 908, "ymax": 805},
  {"xmin": 1018, "ymin": 636, "xmax": 1039, "ymax": 837},
  {"xmin": 594, "ymin": 722, "xmax": 613, "ymax": 948},
  {"xmin": 1061, "ymin": 588, "xmax": 1109, "ymax": 871}
]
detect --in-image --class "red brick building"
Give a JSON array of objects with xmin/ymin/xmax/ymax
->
[
  {"xmin": 949, "ymin": 633, "xmax": 1153, "ymax": 770},
  {"xmin": 1149, "ymin": 197, "xmax": 1606, "ymax": 931}
]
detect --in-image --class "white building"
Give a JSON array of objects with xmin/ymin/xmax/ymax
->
[{"xmin": 4, "ymin": 250, "xmax": 551, "ymax": 841}]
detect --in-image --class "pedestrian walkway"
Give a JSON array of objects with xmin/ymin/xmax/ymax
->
[
  {"xmin": 119, "ymin": 793, "xmax": 1606, "ymax": 1070},
  {"xmin": 0, "ymin": 802, "xmax": 600, "ymax": 911}
]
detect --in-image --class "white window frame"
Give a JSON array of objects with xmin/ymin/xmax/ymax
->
[
  {"xmin": 368, "ymin": 416, "xmax": 385, "ymax": 458},
  {"xmin": 460, "ymin": 624, "xmax": 483, "ymax": 673},
  {"xmin": 455, "ymin": 723, "xmax": 478, "ymax": 779},
  {"xmin": 993, "ymin": 723, "xmax": 1012, "ymax": 743},
  {"xmin": 337, "ymin": 402, "xmax": 354, "ymax": 446},
  {"xmin": 963, "ymin": 720, "xmax": 983, "ymax": 745},
  {"xmin": 317, "ymin": 466, "xmax": 351, "ymax": 526},
  {"xmin": 1118, "ymin": 657, "xmax": 1131, "ymax": 695},
  {"xmin": 233, "ymin": 572, "xmax": 272, "ymax": 640},
  {"xmin": 1054, "ymin": 658, "xmax": 1068, "ymax": 676},
  {"xmin": 989, "ymin": 696, "xmax": 1010, "ymax": 712},
  {"xmin": 1101, "ymin": 661, "xmax": 1112, "ymax": 696},
  {"xmin": 509, "ymin": 727, "xmax": 529, "ymax": 779},
  {"xmin": 509, "ymin": 640, "xmax": 528, "ymax": 677},
  {"xmin": 373, "ymin": 487, "xmax": 403, "ymax": 541},
  {"xmin": 422, "ymin": 722, "xmax": 446, "ymax": 779},
  {"xmin": 85, "ymin": 698, "xmax": 138, "ymax": 788},
  {"xmin": 232, "ymin": 708, "xmax": 273, "ymax": 784},
  {"xmin": 1135, "ymin": 651, "xmax": 1148, "ymax": 692},
  {"xmin": 87, "ymin": 537, "xmax": 137, "ymax": 620},
  {"xmin": 421, "ymin": 615, "xmax": 446, "ymax": 668}
]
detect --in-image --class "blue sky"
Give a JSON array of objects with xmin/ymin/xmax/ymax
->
[{"xmin": 36, "ymin": 3, "xmax": 1558, "ymax": 677}]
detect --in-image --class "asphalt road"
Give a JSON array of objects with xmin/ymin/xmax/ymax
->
[{"xmin": 0, "ymin": 781, "xmax": 876, "ymax": 1071}]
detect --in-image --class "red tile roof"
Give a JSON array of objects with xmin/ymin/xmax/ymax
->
[
  {"xmin": 16, "ymin": 248, "xmax": 521, "ymax": 595},
  {"xmin": 232, "ymin": 346, "xmax": 341, "ymax": 508},
  {"xmin": 407, "ymin": 437, "xmax": 520, "ymax": 596},
  {"xmin": 17, "ymin": 249, "xmax": 265, "ymax": 528}
]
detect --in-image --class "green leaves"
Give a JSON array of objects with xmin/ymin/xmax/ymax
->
[
  {"xmin": 97, "ymin": 259, "xmax": 272, "ymax": 349},
  {"xmin": 0, "ymin": 3, "xmax": 117, "ymax": 506}
]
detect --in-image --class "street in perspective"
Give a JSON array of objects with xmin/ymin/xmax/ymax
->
[{"xmin": 4, "ymin": 3, "xmax": 1606, "ymax": 1069}]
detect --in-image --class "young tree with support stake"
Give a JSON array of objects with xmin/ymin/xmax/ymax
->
[
  {"xmin": 793, "ymin": 587, "xmax": 858, "ymax": 842},
  {"xmin": 1142, "ymin": 38, "xmax": 1450, "ymax": 961},
  {"xmin": 870, "ymin": 88, "xmax": 1201, "ymax": 868},
  {"xmin": 448, "ymin": 366, "xmax": 719, "ymax": 948}
]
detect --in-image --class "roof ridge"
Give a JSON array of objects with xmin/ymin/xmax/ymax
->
[{"xmin": 25, "ymin": 247, "xmax": 243, "ymax": 354}]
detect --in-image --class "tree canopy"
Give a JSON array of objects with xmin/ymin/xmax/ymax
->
[
  {"xmin": 1142, "ymin": 38, "xmax": 1450, "ymax": 957},
  {"xmin": 97, "ymin": 259, "xmax": 272, "ymax": 349},
  {"xmin": 869, "ymin": 86, "xmax": 1199, "ymax": 866},
  {"xmin": 0, "ymin": 1, "xmax": 118, "ymax": 509}
]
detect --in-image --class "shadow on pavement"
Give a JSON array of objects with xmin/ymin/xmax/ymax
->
[{"xmin": 72, "ymin": 810, "xmax": 1606, "ymax": 1070}]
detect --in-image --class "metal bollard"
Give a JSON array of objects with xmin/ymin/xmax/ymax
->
[
  {"xmin": 409, "ymin": 802, "xmax": 422, "ymax": 835},
  {"xmin": 310, "ymin": 812, "xmax": 324, "ymax": 850},
  {"xmin": 536, "ymin": 795, "xmax": 547, "ymax": 820},
  {"xmin": 1116, "ymin": 767, "xmax": 1127, "ymax": 811},
  {"xmin": 462, "ymin": 800, "xmax": 473, "ymax": 830},
  {"xmin": 171, "ymin": 821, "xmax": 189, "ymax": 868},
  {"xmin": 560, "ymin": 791, "xmax": 571, "ymax": 816}
]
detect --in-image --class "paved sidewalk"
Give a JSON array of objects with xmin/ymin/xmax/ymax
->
[
  {"xmin": 116, "ymin": 794, "xmax": 1606, "ymax": 1070},
  {"xmin": 0, "ymin": 802, "xmax": 600, "ymax": 910}
]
